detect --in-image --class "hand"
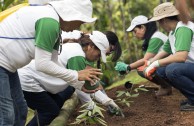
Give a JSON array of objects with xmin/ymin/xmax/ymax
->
[
  {"xmin": 144, "ymin": 60, "xmax": 160, "ymax": 80},
  {"xmin": 137, "ymin": 60, "xmax": 151, "ymax": 71},
  {"xmin": 78, "ymin": 68, "xmax": 102, "ymax": 83},
  {"xmin": 114, "ymin": 62, "xmax": 129, "ymax": 72},
  {"xmin": 106, "ymin": 100, "xmax": 125, "ymax": 117}
]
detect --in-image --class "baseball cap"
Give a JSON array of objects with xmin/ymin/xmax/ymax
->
[
  {"xmin": 49, "ymin": 0, "xmax": 97, "ymax": 23},
  {"xmin": 126, "ymin": 15, "xmax": 148, "ymax": 32},
  {"xmin": 149, "ymin": 2, "xmax": 179, "ymax": 22},
  {"xmin": 89, "ymin": 31, "xmax": 109, "ymax": 63}
]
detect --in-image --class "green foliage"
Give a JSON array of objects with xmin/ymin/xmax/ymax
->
[
  {"xmin": 115, "ymin": 83, "xmax": 148, "ymax": 107},
  {"xmin": 71, "ymin": 102, "xmax": 107, "ymax": 126},
  {"xmin": 0, "ymin": 0, "xmax": 27, "ymax": 11}
]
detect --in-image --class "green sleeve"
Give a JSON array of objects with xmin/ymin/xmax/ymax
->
[
  {"xmin": 35, "ymin": 18, "xmax": 60, "ymax": 52},
  {"xmin": 163, "ymin": 39, "xmax": 172, "ymax": 54},
  {"xmin": 66, "ymin": 56, "xmax": 86, "ymax": 70},
  {"xmin": 146, "ymin": 38, "xmax": 164, "ymax": 54},
  {"xmin": 175, "ymin": 27, "xmax": 193, "ymax": 52}
]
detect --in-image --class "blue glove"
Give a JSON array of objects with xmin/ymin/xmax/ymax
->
[{"xmin": 114, "ymin": 62, "xmax": 129, "ymax": 72}]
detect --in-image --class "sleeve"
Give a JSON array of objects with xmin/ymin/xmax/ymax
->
[
  {"xmin": 175, "ymin": 27, "xmax": 193, "ymax": 52},
  {"xmin": 35, "ymin": 47, "xmax": 79, "ymax": 85},
  {"xmin": 162, "ymin": 39, "xmax": 172, "ymax": 54},
  {"xmin": 35, "ymin": 18, "xmax": 60, "ymax": 52},
  {"xmin": 146, "ymin": 38, "xmax": 164, "ymax": 54},
  {"xmin": 66, "ymin": 56, "xmax": 87, "ymax": 70}
]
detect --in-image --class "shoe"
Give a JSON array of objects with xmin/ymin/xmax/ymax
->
[
  {"xmin": 155, "ymin": 87, "xmax": 172, "ymax": 97},
  {"xmin": 180, "ymin": 101, "xmax": 194, "ymax": 111},
  {"xmin": 180, "ymin": 99, "xmax": 189, "ymax": 106}
]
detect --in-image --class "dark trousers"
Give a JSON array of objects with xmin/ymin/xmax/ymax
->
[
  {"xmin": 156, "ymin": 63, "xmax": 194, "ymax": 104},
  {"xmin": 24, "ymin": 86, "xmax": 75, "ymax": 126}
]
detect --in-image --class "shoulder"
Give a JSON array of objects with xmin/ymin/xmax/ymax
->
[{"xmin": 151, "ymin": 31, "xmax": 168, "ymax": 42}]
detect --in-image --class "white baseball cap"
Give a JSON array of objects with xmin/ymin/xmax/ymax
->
[
  {"xmin": 126, "ymin": 15, "xmax": 148, "ymax": 32},
  {"xmin": 89, "ymin": 31, "xmax": 109, "ymax": 63},
  {"xmin": 49, "ymin": 0, "xmax": 97, "ymax": 23}
]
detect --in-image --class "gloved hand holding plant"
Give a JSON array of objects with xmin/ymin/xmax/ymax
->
[{"xmin": 114, "ymin": 61, "xmax": 131, "ymax": 75}]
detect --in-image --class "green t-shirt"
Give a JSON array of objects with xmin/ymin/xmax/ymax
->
[
  {"xmin": 66, "ymin": 56, "xmax": 86, "ymax": 71},
  {"xmin": 35, "ymin": 18, "xmax": 60, "ymax": 52},
  {"xmin": 163, "ymin": 27, "xmax": 193, "ymax": 54},
  {"xmin": 146, "ymin": 38, "xmax": 164, "ymax": 54}
]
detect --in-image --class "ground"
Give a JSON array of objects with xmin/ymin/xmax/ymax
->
[{"xmin": 68, "ymin": 81, "xmax": 194, "ymax": 126}]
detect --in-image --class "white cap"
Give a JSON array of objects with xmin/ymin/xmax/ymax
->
[
  {"xmin": 61, "ymin": 30, "xmax": 82, "ymax": 40},
  {"xmin": 49, "ymin": 0, "xmax": 97, "ymax": 23},
  {"xmin": 126, "ymin": 15, "xmax": 148, "ymax": 32},
  {"xmin": 89, "ymin": 31, "xmax": 109, "ymax": 63}
]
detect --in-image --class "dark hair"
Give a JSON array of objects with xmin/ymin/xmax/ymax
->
[
  {"xmin": 166, "ymin": 15, "xmax": 179, "ymax": 21},
  {"xmin": 63, "ymin": 33, "xmax": 96, "ymax": 48},
  {"xmin": 104, "ymin": 31, "xmax": 122, "ymax": 62},
  {"xmin": 136, "ymin": 21, "xmax": 157, "ymax": 51}
]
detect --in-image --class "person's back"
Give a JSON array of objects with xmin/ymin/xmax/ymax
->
[{"xmin": 0, "ymin": 5, "xmax": 59, "ymax": 72}]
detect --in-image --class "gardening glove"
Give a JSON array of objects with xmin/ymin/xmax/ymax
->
[
  {"xmin": 137, "ymin": 60, "xmax": 151, "ymax": 71},
  {"xmin": 115, "ymin": 62, "xmax": 131, "ymax": 75},
  {"xmin": 144, "ymin": 60, "xmax": 160, "ymax": 80},
  {"xmin": 106, "ymin": 100, "xmax": 125, "ymax": 117}
]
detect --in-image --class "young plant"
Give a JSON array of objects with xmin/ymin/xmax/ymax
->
[
  {"xmin": 115, "ymin": 81, "xmax": 149, "ymax": 107},
  {"xmin": 71, "ymin": 101, "xmax": 107, "ymax": 126}
]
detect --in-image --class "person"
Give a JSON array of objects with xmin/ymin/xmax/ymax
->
[
  {"xmin": 18, "ymin": 30, "xmax": 122, "ymax": 125},
  {"xmin": 144, "ymin": 2, "xmax": 194, "ymax": 111},
  {"xmin": 175, "ymin": 0, "xmax": 194, "ymax": 24},
  {"xmin": 114, "ymin": 15, "xmax": 170, "ymax": 96},
  {"xmin": 0, "ymin": 0, "xmax": 102, "ymax": 125}
]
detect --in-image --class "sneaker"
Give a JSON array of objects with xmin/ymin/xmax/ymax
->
[
  {"xmin": 180, "ymin": 101, "xmax": 194, "ymax": 111},
  {"xmin": 180, "ymin": 99, "xmax": 189, "ymax": 106}
]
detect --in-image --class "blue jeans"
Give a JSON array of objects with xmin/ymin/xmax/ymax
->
[
  {"xmin": 24, "ymin": 86, "xmax": 75, "ymax": 126},
  {"xmin": 0, "ymin": 67, "xmax": 28, "ymax": 126},
  {"xmin": 156, "ymin": 63, "xmax": 194, "ymax": 104}
]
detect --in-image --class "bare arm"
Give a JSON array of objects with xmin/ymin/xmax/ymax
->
[
  {"xmin": 158, "ymin": 51, "xmax": 188, "ymax": 66},
  {"xmin": 129, "ymin": 52, "xmax": 156, "ymax": 69}
]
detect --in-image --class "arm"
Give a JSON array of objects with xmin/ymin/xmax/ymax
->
[{"xmin": 129, "ymin": 52, "xmax": 156, "ymax": 69}]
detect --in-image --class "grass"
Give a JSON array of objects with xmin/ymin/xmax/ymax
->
[{"xmin": 106, "ymin": 70, "xmax": 147, "ymax": 90}]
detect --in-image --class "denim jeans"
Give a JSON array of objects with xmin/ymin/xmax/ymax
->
[
  {"xmin": 156, "ymin": 63, "xmax": 194, "ymax": 104},
  {"xmin": 24, "ymin": 86, "xmax": 75, "ymax": 126},
  {"xmin": 0, "ymin": 67, "xmax": 28, "ymax": 126}
]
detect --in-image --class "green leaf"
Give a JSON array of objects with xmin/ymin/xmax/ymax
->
[
  {"xmin": 116, "ymin": 91, "xmax": 125, "ymax": 97},
  {"xmin": 87, "ymin": 111, "xmax": 92, "ymax": 116},
  {"xmin": 95, "ymin": 106, "xmax": 104, "ymax": 118},
  {"xmin": 126, "ymin": 102, "xmax": 130, "ymax": 107},
  {"xmin": 96, "ymin": 117, "xmax": 107, "ymax": 126},
  {"xmin": 76, "ymin": 111, "xmax": 88, "ymax": 119},
  {"xmin": 125, "ymin": 92, "xmax": 131, "ymax": 97},
  {"xmin": 131, "ymin": 93, "xmax": 139, "ymax": 97}
]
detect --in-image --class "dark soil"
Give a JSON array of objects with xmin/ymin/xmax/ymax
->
[{"xmin": 68, "ymin": 81, "xmax": 194, "ymax": 126}]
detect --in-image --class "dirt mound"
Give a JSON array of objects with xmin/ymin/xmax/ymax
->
[{"xmin": 68, "ymin": 82, "xmax": 194, "ymax": 126}]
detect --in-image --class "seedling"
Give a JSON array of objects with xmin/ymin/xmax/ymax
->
[
  {"xmin": 71, "ymin": 100, "xmax": 107, "ymax": 126},
  {"xmin": 115, "ymin": 81, "xmax": 148, "ymax": 107}
]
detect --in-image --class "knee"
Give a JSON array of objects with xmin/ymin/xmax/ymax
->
[{"xmin": 165, "ymin": 63, "xmax": 180, "ymax": 80}]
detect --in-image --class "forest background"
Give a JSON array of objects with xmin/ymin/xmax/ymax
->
[{"xmin": 0, "ymin": 0, "xmax": 173, "ymax": 85}]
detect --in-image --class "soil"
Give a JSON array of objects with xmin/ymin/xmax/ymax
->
[{"xmin": 68, "ymin": 81, "xmax": 194, "ymax": 126}]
